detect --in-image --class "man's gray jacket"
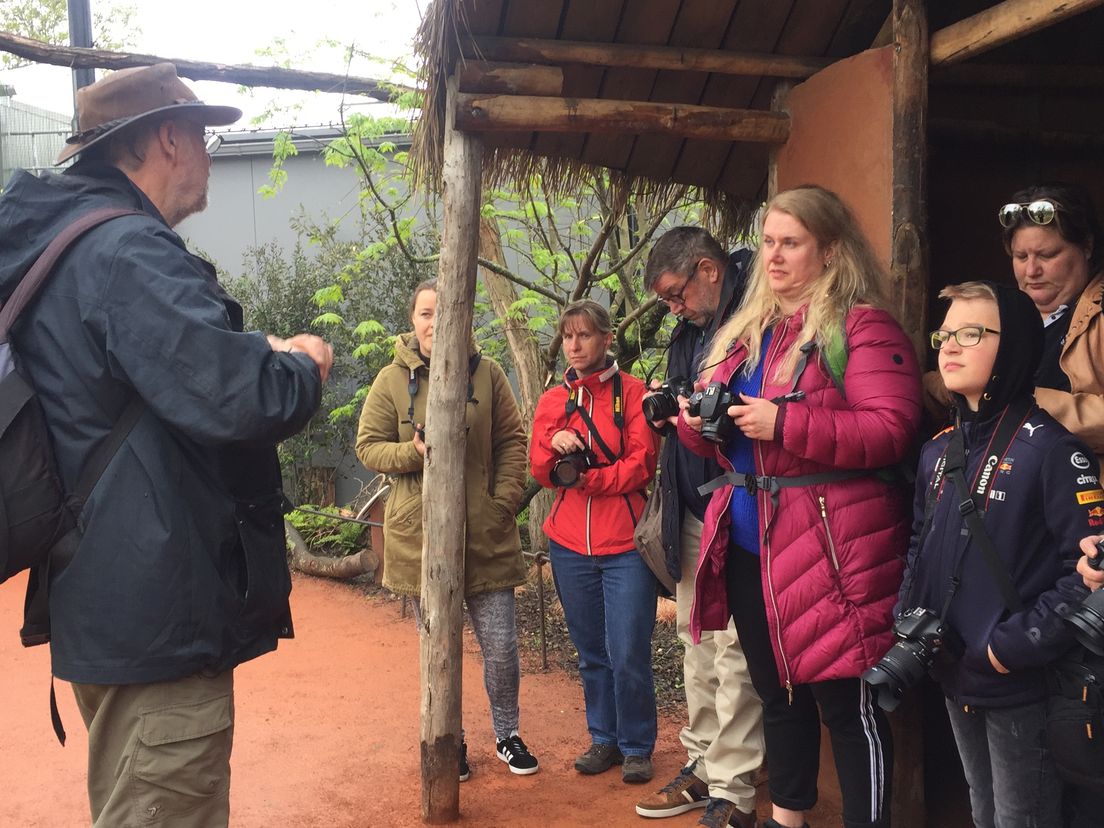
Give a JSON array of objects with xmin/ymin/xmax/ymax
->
[{"xmin": 0, "ymin": 162, "xmax": 321, "ymax": 685}]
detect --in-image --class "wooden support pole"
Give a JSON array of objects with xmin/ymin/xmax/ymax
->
[
  {"xmin": 464, "ymin": 36, "xmax": 830, "ymax": 79},
  {"xmin": 420, "ymin": 72, "xmax": 482, "ymax": 825},
  {"xmin": 0, "ymin": 30, "xmax": 394, "ymax": 100},
  {"xmin": 930, "ymin": 0, "xmax": 1104, "ymax": 66},
  {"xmin": 767, "ymin": 80, "xmax": 794, "ymax": 200},
  {"xmin": 890, "ymin": 6, "xmax": 930, "ymax": 826},
  {"xmin": 457, "ymin": 61, "xmax": 563, "ymax": 97},
  {"xmin": 454, "ymin": 93, "xmax": 790, "ymax": 143},
  {"xmin": 890, "ymin": 0, "xmax": 930, "ymax": 363}
]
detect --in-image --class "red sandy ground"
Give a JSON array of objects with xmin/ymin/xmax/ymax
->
[{"xmin": 1, "ymin": 572, "xmax": 843, "ymax": 827}]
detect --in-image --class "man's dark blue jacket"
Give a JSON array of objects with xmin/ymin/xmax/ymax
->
[
  {"xmin": 0, "ymin": 162, "xmax": 321, "ymax": 685},
  {"xmin": 901, "ymin": 406, "xmax": 1097, "ymax": 708},
  {"xmin": 657, "ymin": 249, "xmax": 749, "ymax": 584}
]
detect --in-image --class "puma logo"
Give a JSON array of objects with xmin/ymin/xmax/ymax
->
[{"xmin": 1022, "ymin": 422, "xmax": 1044, "ymax": 437}]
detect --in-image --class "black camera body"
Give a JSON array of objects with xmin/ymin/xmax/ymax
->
[
  {"xmin": 862, "ymin": 607, "xmax": 964, "ymax": 712},
  {"xmin": 550, "ymin": 448, "xmax": 599, "ymax": 488},
  {"xmin": 688, "ymin": 381, "xmax": 739, "ymax": 444},
  {"xmin": 1064, "ymin": 540, "xmax": 1104, "ymax": 655},
  {"xmin": 642, "ymin": 376, "xmax": 693, "ymax": 422}
]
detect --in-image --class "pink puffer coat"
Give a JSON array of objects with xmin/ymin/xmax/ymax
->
[{"xmin": 678, "ymin": 305, "xmax": 922, "ymax": 688}]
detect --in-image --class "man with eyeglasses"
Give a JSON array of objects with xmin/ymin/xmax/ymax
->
[
  {"xmin": 635, "ymin": 228, "xmax": 762, "ymax": 828},
  {"xmin": 0, "ymin": 63, "xmax": 332, "ymax": 826}
]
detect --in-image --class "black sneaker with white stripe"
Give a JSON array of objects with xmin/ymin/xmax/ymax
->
[{"xmin": 496, "ymin": 734, "xmax": 539, "ymax": 775}]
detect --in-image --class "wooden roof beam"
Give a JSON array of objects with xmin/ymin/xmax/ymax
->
[
  {"xmin": 462, "ymin": 36, "xmax": 830, "ymax": 79},
  {"xmin": 930, "ymin": 0, "xmax": 1104, "ymax": 65},
  {"xmin": 454, "ymin": 93, "xmax": 790, "ymax": 144},
  {"xmin": 457, "ymin": 61, "xmax": 563, "ymax": 96}
]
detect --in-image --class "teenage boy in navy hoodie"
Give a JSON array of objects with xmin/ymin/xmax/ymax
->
[{"xmin": 898, "ymin": 281, "xmax": 1098, "ymax": 828}]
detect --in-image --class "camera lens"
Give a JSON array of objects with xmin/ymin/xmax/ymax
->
[
  {"xmin": 862, "ymin": 640, "xmax": 934, "ymax": 712},
  {"xmin": 642, "ymin": 393, "xmax": 678, "ymax": 422},
  {"xmin": 1067, "ymin": 591, "xmax": 1104, "ymax": 656}
]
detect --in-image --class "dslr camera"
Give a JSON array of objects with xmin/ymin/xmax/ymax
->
[
  {"xmin": 550, "ymin": 447, "xmax": 599, "ymax": 488},
  {"xmin": 688, "ymin": 381, "xmax": 740, "ymax": 444},
  {"xmin": 1064, "ymin": 539, "xmax": 1104, "ymax": 656},
  {"xmin": 862, "ymin": 607, "xmax": 964, "ymax": 712},
  {"xmin": 642, "ymin": 376, "xmax": 694, "ymax": 422}
]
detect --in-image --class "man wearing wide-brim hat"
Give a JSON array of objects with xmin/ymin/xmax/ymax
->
[{"xmin": 0, "ymin": 64, "xmax": 333, "ymax": 827}]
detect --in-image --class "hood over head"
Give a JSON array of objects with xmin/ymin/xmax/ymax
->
[{"xmin": 953, "ymin": 281, "xmax": 1042, "ymax": 421}]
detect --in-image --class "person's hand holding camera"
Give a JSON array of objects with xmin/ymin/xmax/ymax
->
[
  {"xmin": 412, "ymin": 424, "xmax": 426, "ymax": 457},
  {"xmin": 728, "ymin": 393, "xmax": 779, "ymax": 442},
  {"xmin": 1077, "ymin": 535, "xmax": 1104, "ymax": 591},
  {"xmin": 551, "ymin": 429, "xmax": 585, "ymax": 456}
]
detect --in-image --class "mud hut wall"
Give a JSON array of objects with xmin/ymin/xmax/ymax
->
[{"xmin": 773, "ymin": 47, "xmax": 895, "ymax": 272}]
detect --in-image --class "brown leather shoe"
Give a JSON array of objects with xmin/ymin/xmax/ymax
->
[
  {"xmin": 573, "ymin": 742, "xmax": 623, "ymax": 774},
  {"xmin": 698, "ymin": 797, "xmax": 757, "ymax": 828}
]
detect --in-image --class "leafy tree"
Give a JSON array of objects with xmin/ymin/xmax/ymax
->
[{"xmin": 1, "ymin": 0, "xmax": 139, "ymax": 69}]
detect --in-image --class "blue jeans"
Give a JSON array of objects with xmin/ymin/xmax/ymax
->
[
  {"xmin": 549, "ymin": 541, "xmax": 657, "ymax": 756},
  {"xmin": 945, "ymin": 698, "xmax": 1063, "ymax": 828}
]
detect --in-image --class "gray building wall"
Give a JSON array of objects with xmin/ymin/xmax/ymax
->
[{"xmin": 0, "ymin": 94, "xmax": 69, "ymax": 186}]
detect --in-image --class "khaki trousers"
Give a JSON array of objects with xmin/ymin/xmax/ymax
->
[
  {"xmin": 677, "ymin": 514, "xmax": 764, "ymax": 810},
  {"xmin": 71, "ymin": 670, "xmax": 235, "ymax": 828}
]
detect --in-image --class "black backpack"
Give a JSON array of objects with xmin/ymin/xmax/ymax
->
[{"xmin": 0, "ymin": 207, "xmax": 145, "ymax": 645}]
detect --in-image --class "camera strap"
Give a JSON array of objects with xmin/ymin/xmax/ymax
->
[
  {"xmin": 565, "ymin": 372, "xmax": 624, "ymax": 464},
  {"xmin": 911, "ymin": 399, "xmax": 1031, "ymax": 616},
  {"xmin": 406, "ymin": 353, "xmax": 482, "ymax": 424}
]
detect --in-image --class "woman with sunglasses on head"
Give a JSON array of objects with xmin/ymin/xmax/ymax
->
[
  {"xmin": 677, "ymin": 185, "xmax": 922, "ymax": 828},
  {"xmin": 355, "ymin": 278, "xmax": 539, "ymax": 782},
  {"xmin": 924, "ymin": 183, "xmax": 1104, "ymax": 461},
  {"xmin": 530, "ymin": 300, "xmax": 661, "ymax": 786}
]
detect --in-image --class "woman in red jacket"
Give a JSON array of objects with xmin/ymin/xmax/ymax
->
[
  {"xmin": 531, "ymin": 299, "xmax": 660, "ymax": 785},
  {"xmin": 677, "ymin": 186, "xmax": 922, "ymax": 828}
]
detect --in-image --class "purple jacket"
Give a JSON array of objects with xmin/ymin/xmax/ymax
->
[{"xmin": 678, "ymin": 306, "xmax": 922, "ymax": 687}]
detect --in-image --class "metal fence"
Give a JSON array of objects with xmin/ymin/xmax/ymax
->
[{"xmin": 0, "ymin": 98, "xmax": 70, "ymax": 186}]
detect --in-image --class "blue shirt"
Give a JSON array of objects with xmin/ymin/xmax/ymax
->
[{"xmin": 725, "ymin": 329, "xmax": 771, "ymax": 554}]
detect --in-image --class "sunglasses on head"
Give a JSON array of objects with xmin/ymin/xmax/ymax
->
[{"xmin": 998, "ymin": 199, "xmax": 1062, "ymax": 229}]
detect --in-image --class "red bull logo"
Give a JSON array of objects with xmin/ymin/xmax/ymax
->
[{"xmin": 1089, "ymin": 506, "xmax": 1104, "ymax": 519}]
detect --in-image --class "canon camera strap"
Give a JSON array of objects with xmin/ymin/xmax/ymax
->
[{"xmin": 905, "ymin": 398, "xmax": 1032, "ymax": 616}]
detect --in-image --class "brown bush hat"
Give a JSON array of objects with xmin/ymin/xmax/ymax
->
[{"xmin": 56, "ymin": 63, "xmax": 241, "ymax": 165}]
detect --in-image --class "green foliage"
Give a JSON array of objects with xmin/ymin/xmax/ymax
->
[
  {"xmin": 286, "ymin": 506, "xmax": 365, "ymax": 555},
  {"xmin": 2, "ymin": 0, "xmax": 139, "ymax": 69}
]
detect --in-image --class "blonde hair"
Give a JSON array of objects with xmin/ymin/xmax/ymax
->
[
  {"xmin": 702, "ymin": 185, "xmax": 889, "ymax": 382},
  {"xmin": 938, "ymin": 281, "xmax": 998, "ymax": 303}
]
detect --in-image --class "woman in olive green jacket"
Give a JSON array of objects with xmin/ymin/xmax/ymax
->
[{"xmin": 355, "ymin": 279, "xmax": 538, "ymax": 780}]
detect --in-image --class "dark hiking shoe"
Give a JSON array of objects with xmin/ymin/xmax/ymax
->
[
  {"xmin": 459, "ymin": 741, "xmax": 470, "ymax": 782},
  {"xmin": 699, "ymin": 798, "xmax": 757, "ymax": 828},
  {"xmin": 635, "ymin": 762, "xmax": 709, "ymax": 816},
  {"xmin": 574, "ymin": 742, "xmax": 623, "ymax": 774},
  {"xmin": 496, "ymin": 734, "xmax": 539, "ymax": 775},
  {"xmin": 622, "ymin": 754, "xmax": 654, "ymax": 784}
]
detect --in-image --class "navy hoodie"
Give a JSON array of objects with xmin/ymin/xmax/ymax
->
[{"xmin": 900, "ymin": 284, "xmax": 1098, "ymax": 707}]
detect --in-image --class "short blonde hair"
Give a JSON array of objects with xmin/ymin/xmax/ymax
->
[{"xmin": 938, "ymin": 281, "xmax": 998, "ymax": 304}]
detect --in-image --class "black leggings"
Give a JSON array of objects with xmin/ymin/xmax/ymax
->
[{"xmin": 725, "ymin": 543, "xmax": 893, "ymax": 828}]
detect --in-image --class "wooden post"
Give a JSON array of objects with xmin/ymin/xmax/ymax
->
[
  {"xmin": 890, "ymin": 4, "xmax": 929, "ymax": 825},
  {"xmin": 420, "ymin": 72, "xmax": 482, "ymax": 824},
  {"xmin": 766, "ymin": 80, "xmax": 794, "ymax": 200}
]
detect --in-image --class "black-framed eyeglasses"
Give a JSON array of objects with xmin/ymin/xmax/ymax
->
[
  {"xmin": 204, "ymin": 131, "xmax": 222, "ymax": 155},
  {"xmin": 998, "ymin": 200, "xmax": 1061, "ymax": 229},
  {"xmin": 658, "ymin": 259, "xmax": 704, "ymax": 307},
  {"xmin": 929, "ymin": 325, "xmax": 1001, "ymax": 350}
]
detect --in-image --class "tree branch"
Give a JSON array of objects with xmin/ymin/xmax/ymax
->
[{"xmin": 0, "ymin": 30, "xmax": 400, "ymax": 100}]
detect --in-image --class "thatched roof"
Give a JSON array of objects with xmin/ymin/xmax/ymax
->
[{"xmin": 412, "ymin": 0, "xmax": 1104, "ymax": 238}]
